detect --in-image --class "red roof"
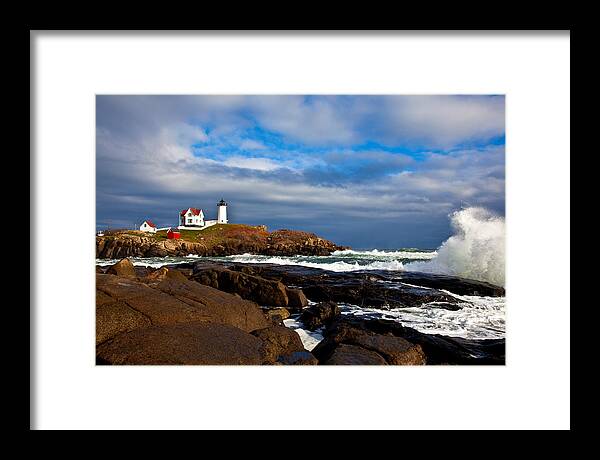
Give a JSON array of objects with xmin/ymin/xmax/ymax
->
[
  {"xmin": 180, "ymin": 208, "xmax": 202, "ymax": 216},
  {"xmin": 143, "ymin": 220, "xmax": 156, "ymax": 228},
  {"xmin": 167, "ymin": 228, "xmax": 180, "ymax": 234}
]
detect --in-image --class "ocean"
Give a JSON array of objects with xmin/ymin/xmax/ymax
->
[{"xmin": 97, "ymin": 248, "xmax": 505, "ymax": 344}]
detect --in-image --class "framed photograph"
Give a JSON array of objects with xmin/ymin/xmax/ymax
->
[{"xmin": 31, "ymin": 30, "xmax": 570, "ymax": 430}]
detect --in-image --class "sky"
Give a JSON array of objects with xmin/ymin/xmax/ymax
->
[{"xmin": 96, "ymin": 95, "xmax": 505, "ymax": 249}]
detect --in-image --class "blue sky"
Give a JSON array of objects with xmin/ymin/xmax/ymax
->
[{"xmin": 96, "ymin": 95, "xmax": 505, "ymax": 248}]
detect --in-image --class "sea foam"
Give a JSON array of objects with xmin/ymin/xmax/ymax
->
[{"xmin": 224, "ymin": 254, "xmax": 408, "ymax": 272}]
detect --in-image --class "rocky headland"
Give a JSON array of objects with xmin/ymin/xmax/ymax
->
[
  {"xmin": 96, "ymin": 224, "xmax": 346, "ymax": 259},
  {"xmin": 96, "ymin": 258, "xmax": 505, "ymax": 365}
]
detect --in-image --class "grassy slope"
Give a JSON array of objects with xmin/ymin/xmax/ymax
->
[{"xmin": 119, "ymin": 224, "xmax": 268, "ymax": 244}]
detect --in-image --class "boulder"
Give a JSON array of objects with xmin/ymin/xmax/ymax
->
[
  {"xmin": 96, "ymin": 266, "xmax": 105, "ymax": 273},
  {"xmin": 286, "ymin": 288, "xmax": 308, "ymax": 310},
  {"xmin": 251, "ymin": 326, "xmax": 306, "ymax": 364},
  {"xmin": 192, "ymin": 267, "xmax": 289, "ymax": 308},
  {"xmin": 263, "ymin": 307, "xmax": 291, "ymax": 326},
  {"xmin": 300, "ymin": 301, "xmax": 340, "ymax": 331},
  {"xmin": 106, "ymin": 258, "xmax": 137, "ymax": 278},
  {"xmin": 324, "ymin": 344, "xmax": 387, "ymax": 365},
  {"xmin": 97, "ymin": 274, "xmax": 213, "ymax": 327},
  {"xmin": 150, "ymin": 277, "xmax": 270, "ymax": 332},
  {"xmin": 277, "ymin": 351, "xmax": 319, "ymax": 365},
  {"xmin": 96, "ymin": 298, "xmax": 151, "ymax": 345},
  {"xmin": 263, "ymin": 307, "xmax": 290, "ymax": 321},
  {"xmin": 144, "ymin": 267, "xmax": 188, "ymax": 283},
  {"xmin": 97, "ymin": 322, "xmax": 266, "ymax": 365},
  {"xmin": 133, "ymin": 266, "xmax": 154, "ymax": 278},
  {"xmin": 349, "ymin": 331, "xmax": 426, "ymax": 365},
  {"xmin": 331, "ymin": 317, "xmax": 505, "ymax": 365},
  {"xmin": 96, "ymin": 273, "xmax": 269, "ymax": 339},
  {"xmin": 312, "ymin": 320, "xmax": 426, "ymax": 365}
]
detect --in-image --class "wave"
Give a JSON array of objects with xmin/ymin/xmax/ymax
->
[
  {"xmin": 332, "ymin": 249, "xmax": 437, "ymax": 259},
  {"xmin": 96, "ymin": 255, "xmax": 201, "ymax": 268},
  {"xmin": 405, "ymin": 207, "xmax": 505, "ymax": 286},
  {"xmin": 338, "ymin": 292, "xmax": 505, "ymax": 339},
  {"xmin": 224, "ymin": 254, "xmax": 407, "ymax": 272}
]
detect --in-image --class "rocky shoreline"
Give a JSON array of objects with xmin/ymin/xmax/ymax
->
[{"xmin": 96, "ymin": 258, "xmax": 505, "ymax": 365}]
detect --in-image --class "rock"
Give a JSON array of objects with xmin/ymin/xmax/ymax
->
[
  {"xmin": 277, "ymin": 351, "xmax": 319, "ymax": 365},
  {"xmin": 312, "ymin": 319, "xmax": 426, "ymax": 365},
  {"xmin": 319, "ymin": 317, "xmax": 504, "ymax": 365},
  {"xmin": 223, "ymin": 263, "xmax": 504, "ymax": 301},
  {"xmin": 364, "ymin": 319, "xmax": 506, "ymax": 365},
  {"xmin": 268, "ymin": 315, "xmax": 285, "ymax": 326},
  {"xmin": 144, "ymin": 267, "xmax": 188, "ymax": 283},
  {"xmin": 263, "ymin": 307, "xmax": 290, "ymax": 321},
  {"xmin": 106, "ymin": 258, "xmax": 137, "ymax": 278},
  {"xmin": 97, "ymin": 322, "xmax": 267, "ymax": 365},
  {"xmin": 150, "ymin": 277, "xmax": 270, "ymax": 332},
  {"xmin": 191, "ymin": 267, "xmax": 289, "ymax": 308},
  {"xmin": 324, "ymin": 344, "xmax": 387, "ymax": 365},
  {"xmin": 96, "ymin": 273, "xmax": 269, "ymax": 339},
  {"xmin": 96, "ymin": 266, "xmax": 105, "ymax": 273},
  {"xmin": 349, "ymin": 331, "xmax": 426, "ymax": 365},
  {"xmin": 300, "ymin": 301, "xmax": 340, "ymax": 330},
  {"xmin": 133, "ymin": 266, "xmax": 154, "ymax": 278},
  {"xmin": 286, "ymin": 288, "xmax": 308, "ymax": 310},
  {"xmin": 96, "ymin": 298, "xmax": 151, "ymax": 346},
  {"xmin": 251, "ymin": 326, "xmax": 306, "ymax": 364},
  {"xmin": 97, "ymin": 274, "xmax": 213, "ymax": 327}
]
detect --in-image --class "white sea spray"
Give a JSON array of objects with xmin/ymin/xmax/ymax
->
[{"xmin": 406, "ymin": 207, "xmax": 505, "ymax": 286}]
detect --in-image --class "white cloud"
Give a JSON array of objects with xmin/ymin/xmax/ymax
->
[
  {"xmin": 379, "ymin": 96, "xmax": 505, "ymax": 147},
  {"xmin": 251, "ymin": 96, "xmax": 359, "ymax": 145},
  {"xmin": 223, "ymin": 156, "xmax": 281, "ymax": 171},
  {"xmin": 239, "ymin": 139, "xmax": 267, "ymax": 150}
]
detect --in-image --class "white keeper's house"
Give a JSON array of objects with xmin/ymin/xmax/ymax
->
[{"xmin": 139, "ymin": 220, "xmax": 157, "ymax": 233}]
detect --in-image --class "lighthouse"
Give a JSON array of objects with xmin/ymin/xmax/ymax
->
[{"xmin": 217, "ymin": 198, "xmax": 228, "ymax": 224}]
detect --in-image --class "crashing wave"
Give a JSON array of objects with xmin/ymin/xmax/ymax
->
[{"xmin": 406, "ymin": 207, "xmax": 505, "ymax": 286}]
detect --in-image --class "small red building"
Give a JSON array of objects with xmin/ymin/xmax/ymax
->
[{"xmin": 167, "ymin": 228, "xmax": 181, "ymax": 239}]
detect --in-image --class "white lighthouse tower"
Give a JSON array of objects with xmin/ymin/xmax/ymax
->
[{"xmin": 217, "ymin": 198, "xmax": 228, "ymax": 224}]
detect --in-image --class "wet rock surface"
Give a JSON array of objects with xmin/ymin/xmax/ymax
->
[
  {"xmin": 251, "ymin": 326, "xmax": 306, "ymax": 364},
  {"xmin": 277, "ymin": 351, "xmax": 319, "ymax": 365},
  {"xmin": 299, "ymin": 301, "xmax": 341, "ymax": 331},
  {"xmin": 317, "ymin": 317, "xmax": 505, "ymax": 365},
  {"xmin": 312, "ymin": 318, "xmax": 427, "ymax": 365},
  {"xmin": 324, "ymin": 344, "xmax": 388, "ymax": 365},
  {"xmin": 190, "ymin": 262, "xmax": 504, "ymax": 310},
  {"xmin": 262, "ymin": 307, "xmax": 291, "ymax": 325},
  {"xmin": 190, "ymin": 265, "xmax": 293, "ymax": 308}
]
